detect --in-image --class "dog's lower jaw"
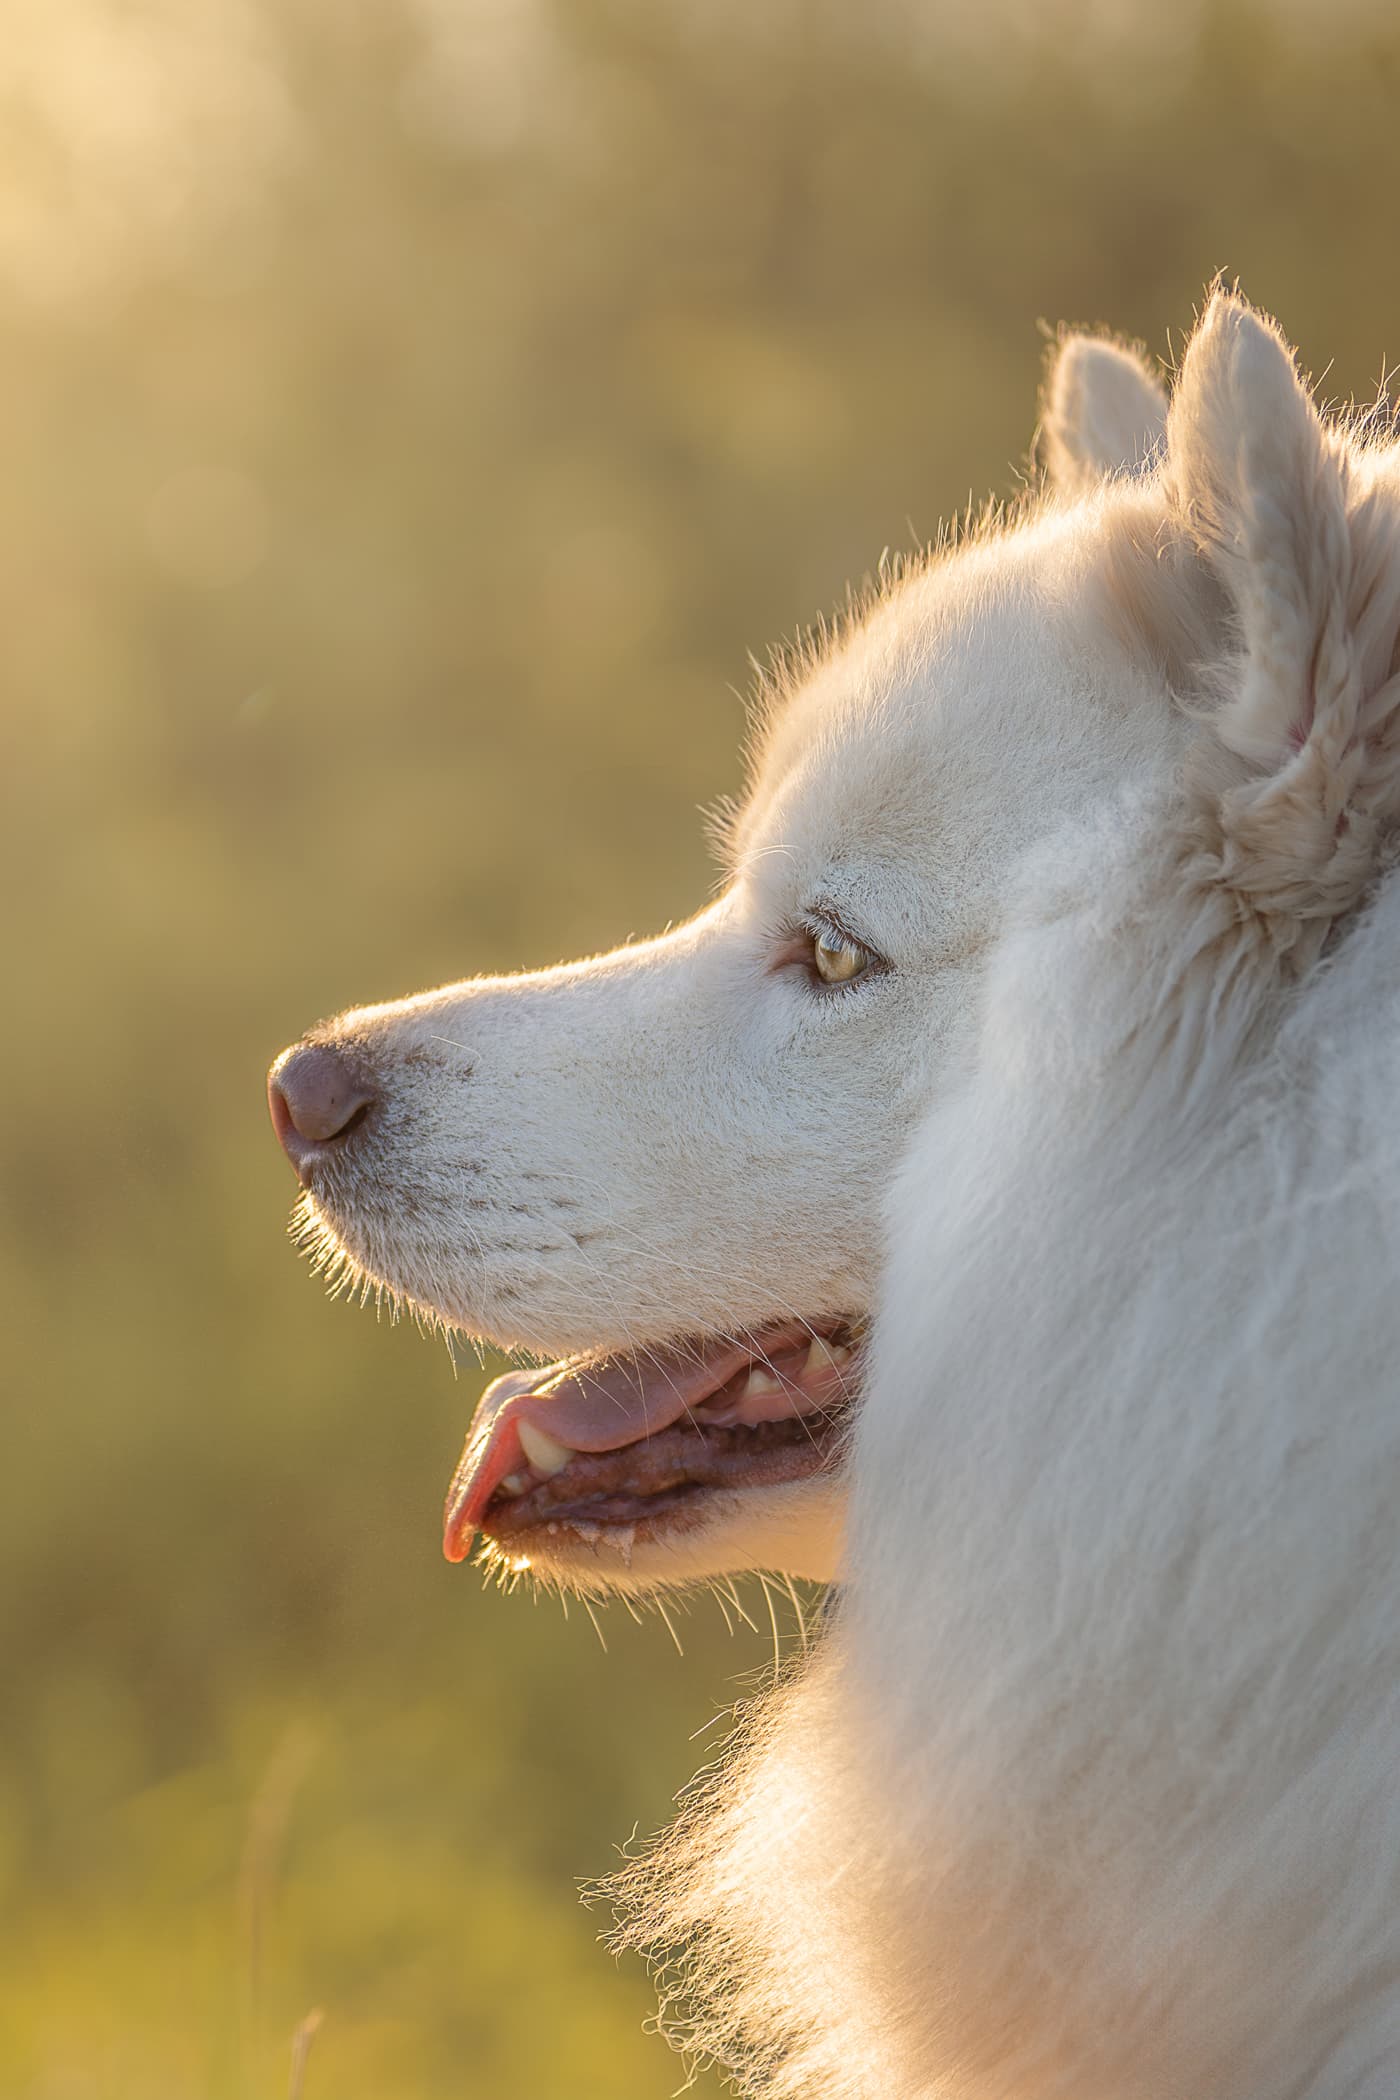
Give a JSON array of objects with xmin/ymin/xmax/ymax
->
[
  {"xmin": 477, "ymin": 1475, "xmax": 845, "ymax": 1595},
  {"xmin": 449, "ymin": 1320, "xmax": 863, "ymax": 1590}
]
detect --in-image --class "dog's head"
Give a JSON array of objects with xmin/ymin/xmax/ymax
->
[{"xmin": 271, "ymin": 293, "xmax": 1389, "ymax": 1595}]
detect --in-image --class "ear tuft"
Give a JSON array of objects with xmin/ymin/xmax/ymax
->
[{"xmin": 1042, "ymin": 334, "xmax": 1168, "ymax": 494}]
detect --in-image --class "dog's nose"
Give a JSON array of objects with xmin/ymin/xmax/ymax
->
[{"xmin": 268, "ymin": 1042, "xmax": 377, "ymax": 1180}]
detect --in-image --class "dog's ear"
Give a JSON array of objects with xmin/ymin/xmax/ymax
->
[
  {"xmin": 1042, "ymin": 334, "xmax": 1168, "ymax": 494},
  {"xmin": 1164, "ymin": 290, "xmax": 1400, "ymax": 951},
  {"xmin": 1165, "ymin": 291, "xmax": 1349, "ymax": 770}
]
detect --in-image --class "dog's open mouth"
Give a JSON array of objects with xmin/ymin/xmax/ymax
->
[{"xmin": 443, "ymin": 1317, "xmax": 862, "ymax": 1562}]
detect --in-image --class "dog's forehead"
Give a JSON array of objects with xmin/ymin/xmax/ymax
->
[{"xmin": 737, "ymin": 522, "xmax": 1086, "ymax": 877}]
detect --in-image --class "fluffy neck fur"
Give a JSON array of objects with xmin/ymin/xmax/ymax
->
[
  {"xmin": 613, "ymin": 796, "xmax": 1400, "ymax": 2100},
  {"xmin": 611, "ymin": 302, "xmax": 1400, "ymax": 2100}
]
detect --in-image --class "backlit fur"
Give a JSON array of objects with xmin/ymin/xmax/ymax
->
[{"xmin": 293, "ymin": 291, "xmax": 1400, "ymax": 2094}]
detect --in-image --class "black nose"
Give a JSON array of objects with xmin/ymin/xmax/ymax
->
[{"xmin": 268, "ymin": 1042, "xmax": 377, "ymax": 1181}]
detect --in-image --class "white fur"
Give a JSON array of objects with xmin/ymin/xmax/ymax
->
[
  {"xmin": 293, "ymin": 291, "xmax": 1400, "ymax": 2094},
  {"xmin": 1042, "ymin": 331, "xmax": 1167, "ymax": 494},
  {"xmin": 293, "ymin": 405, "xmax": 1185, "ymax": 1591}
]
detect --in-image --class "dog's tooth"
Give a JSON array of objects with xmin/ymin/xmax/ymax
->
[
  {"xmin": 518, "ymin": 1419, "xmax": 574, "ymax": 1477},
  {"xmin": 806, "ymin": 1336, "xmax": 852, "ymax": 1374},
  {"xmin": 743, "ymin": 1364, "xmax": 782, "ymax": 1397},
  {"xmin": 497, "ymin": 1472, "xmax": 529, "ymax": 1497}
]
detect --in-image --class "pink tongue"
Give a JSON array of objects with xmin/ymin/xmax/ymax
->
[
  {"xmin": 511, "ymin": 1337, "xmax": 756, "ymax": 1450},
  {"xmin": 442, "ymin": 1331, "xmax": 797, "ymax": 1562}
]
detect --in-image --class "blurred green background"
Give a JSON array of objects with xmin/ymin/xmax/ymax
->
[{"xmin": 5, "ymin": 2, "xmax": 1400, "ymax": 2094}]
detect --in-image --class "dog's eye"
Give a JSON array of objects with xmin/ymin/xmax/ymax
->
[{"xmin": 811, "ymin": 929, "xmax": 870, "ymax": 986}]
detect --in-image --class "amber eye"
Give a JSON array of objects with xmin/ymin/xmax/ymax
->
[{"xmin": 811, "ymin": 929, "xmax": 870, "ymax": 985}]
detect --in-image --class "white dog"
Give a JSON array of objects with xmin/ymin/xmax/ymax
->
[{"xmin": 271, "ymin": 291, "xmax": 1400, "ymax": 2098}]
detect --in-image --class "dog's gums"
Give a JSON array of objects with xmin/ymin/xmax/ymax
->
[{"xmin": 443, "ymin": 1318, "xmax": 862, "ymax": 1564}]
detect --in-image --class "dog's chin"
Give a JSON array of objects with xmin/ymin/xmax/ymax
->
[{"xmin": 444, "ymin": 1319, "xmax": 862, "ymax": 1594}]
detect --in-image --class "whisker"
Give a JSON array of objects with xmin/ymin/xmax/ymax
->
[
  {"xmin": 709, "ymin": 1582, "xmax": 737, "ymax": 1639},
  {"xmin": 758, "ymin": 1572, "xmax": 782, "ymax": 1682},
  {"xmin": 581, "ymin": 1596, "xmax": 609, "ymax": 1653},
  {"xmin": 720, "ymin": 1578, "xmax": 760, "ymax": 1635},
  {"xmin": 655, "ymin": 1595, "xmax": 686, "ymax": 1658},
  {"xmin": 782, "ymin": 1573, "xmax": 811, "ymax": 1657}
]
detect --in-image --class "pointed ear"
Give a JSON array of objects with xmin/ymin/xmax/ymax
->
[
  {"xmin": 1165, "ymin": 291, "xmax": 1400, "ymax": 951},
  {"xmin": 1042, "ymin": 334, "xmax": 1168, "ymax": 493}
]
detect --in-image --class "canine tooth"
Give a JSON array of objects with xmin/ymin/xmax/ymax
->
[
  {"xmin": 743, "ymin": 1364, "xmax": 782, "ymax": 1396},
  {"xmin": 518, "ymin": 1419, "xmax": 574, "ymax": 1477},
  {"xmin": 806, "ymin": 1336, "xmax": 852, "ymax": 1372},
  {"xmin": 497, "ymin": 1472, "xmax": 529, "ymax": 1497}
]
